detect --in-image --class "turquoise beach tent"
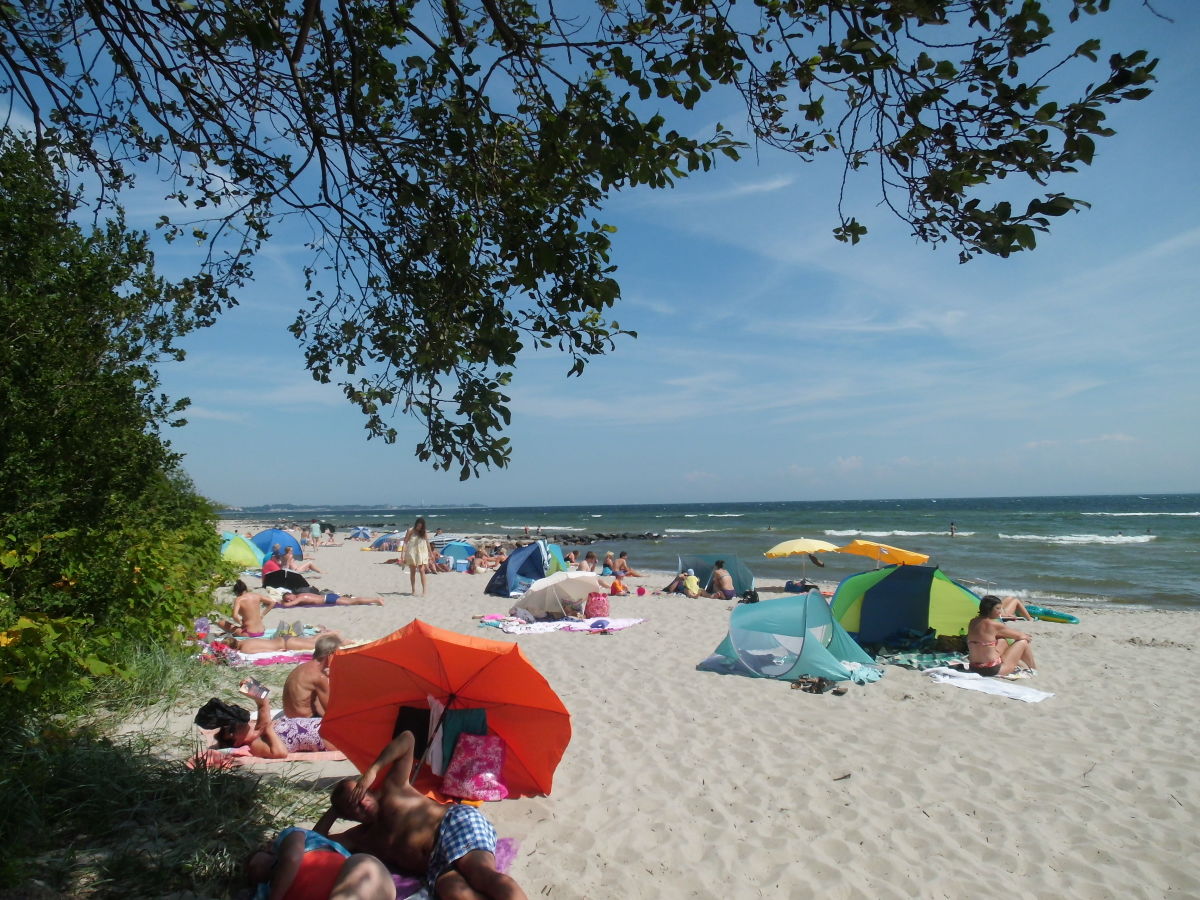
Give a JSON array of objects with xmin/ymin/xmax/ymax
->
[
  {"xmin": 830, "ymin": 564, "xmax": 981, "ymax": 644},
  {"xmin": 675, "ymin": 555, "xmax": 755, "ymax": 594},
  {"xmin": 697, "ymin": 590, "xmax": 877, "ymax": 682}
]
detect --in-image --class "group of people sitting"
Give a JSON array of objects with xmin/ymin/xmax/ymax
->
[{"xmin": 663, "ymin": 561, "xmax": 737, "ymax": 600}]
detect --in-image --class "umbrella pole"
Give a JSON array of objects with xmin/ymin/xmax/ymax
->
[{"xmin": 413, "ymin": 693, "xmax": 456, "ymax": 784}]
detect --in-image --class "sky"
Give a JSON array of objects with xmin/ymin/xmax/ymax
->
[{"xmin": 147, "ymin": 2, "xmax": 1200, "ymax": 509}]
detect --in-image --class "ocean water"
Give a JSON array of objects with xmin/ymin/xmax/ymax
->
[{"xmin": 220, "ymin": 494, "xmax": 1200, "ymax": 611}]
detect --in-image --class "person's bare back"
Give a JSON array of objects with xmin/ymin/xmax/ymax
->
[
  {"xmin": 232, "ymin": 581, "xmax": 276, "ymax": 635},
  {"xmin": 282, "ymin": 634, "xmax": 342, "ymax": 717}
]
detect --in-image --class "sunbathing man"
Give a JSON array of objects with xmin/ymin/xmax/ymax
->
[
  {"xmin": 279, "ymin": 591, "xmax": 385, "ymax": 608},
  {"xmin": 283, "ymin": 634, "xmax": 343, "ymax": 718},
  {"xmin": 316, "ymin": 731, "xmax": 527, "ymax": 899},
  {"xmin": 229, "ymin": 579, "xmax": 278, "ymax": 637},
  {"xmin": 611, "ymin": 551, "xmax": 643, "ymax": 577}
]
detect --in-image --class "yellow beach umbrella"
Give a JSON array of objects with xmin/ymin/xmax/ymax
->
[
  {"xmin": 763, "ymin": 538, "xmax": 839, "ymax": 558},
  {"xmin": 764, "ymin": 537, "xmax": 839, "ymax": 581},
  {"xmin": 835, "ymin": 539, "xmax": 929, "ymax": 567}
]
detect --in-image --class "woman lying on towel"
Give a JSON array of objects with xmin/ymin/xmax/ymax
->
[
  {"xmin": 967, "ymin": 596, "xmax": 1038, "ymax": 677},
  {"xmin": 214, "ymin": 632, "xmax": 344, "ymax": 655},
  {"xmin": 214, "ymin": 692, "xmax": 333, "ymax": 758},
  {"xmin": 246, "ymin": 827, "xmax": 396, "ymax": 900}
]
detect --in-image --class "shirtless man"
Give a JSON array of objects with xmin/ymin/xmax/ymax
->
[
  {"xmin": 231, "ymin": 579, "xmax": 278, "ymax": 637},
  {"xmin": 282, "ymin": 634, "xmax": 343, "ymax": 717},
  {"xmin": 317, "ymin": 731, "xmax": 527, "ymax": 899},
  {"xmin": 279, "ymin": 591, "xmax": 384, "ymax": 607},
  {"xmin": 710, "ymin": 561, "xmax": 736, "ymax": 600}
]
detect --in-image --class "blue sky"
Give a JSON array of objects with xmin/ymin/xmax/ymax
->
[{"xmin": 152, "ymin": 2, "xmax": 1199, "ymax": 508}]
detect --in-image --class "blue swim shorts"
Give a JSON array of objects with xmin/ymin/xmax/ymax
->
[
  {"xmin": 324, "ymin": 593, "xmax": 338, "ymax": 606},
  {"xmin": 426, "ymin": 804, "xmax": 497, "ymax": 889}
]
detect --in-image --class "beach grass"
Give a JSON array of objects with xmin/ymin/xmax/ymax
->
[{"xmin": 1, "ymin": 644, "xmax": 318, "ymax": 897}]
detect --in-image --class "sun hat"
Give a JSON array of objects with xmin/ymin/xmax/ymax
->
[{"xmin": 686, "ymin": 568, "xmax": 695, "ymax": 575}]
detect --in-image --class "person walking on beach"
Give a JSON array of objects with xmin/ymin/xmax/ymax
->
[
  {"xmin": 402, "ymin": 516, "xmax": 430, "ymax": 596},
  {"xmin": 316, "ymin": 730, "xmax": 527, "ymax": 899}
]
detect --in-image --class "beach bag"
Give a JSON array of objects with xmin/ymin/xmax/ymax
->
[
  {"xmin": 441, "ymin": 734, "xmax": 508, "ymax": 801},
  {"xmin": 585, "ymin": 592, "xmax": 610, "ymax": 618},
  {"xmin": 739, "ymin": 590, "xmax": 760, "ymax": 604}
]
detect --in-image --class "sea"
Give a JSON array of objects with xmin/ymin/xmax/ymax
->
[{"xmin": 219, "ymin": 494, "xmax": 1200, "ymax": 612}]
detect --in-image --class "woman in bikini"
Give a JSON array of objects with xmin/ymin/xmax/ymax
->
[{"xmin": 966, "ymin": 595, "xmax": 1038, "ymax": 677}]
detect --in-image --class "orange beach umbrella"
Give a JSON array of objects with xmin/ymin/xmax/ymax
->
[
  {"xmin": 835, "ymin": 539, "xmax": 929, "ymax": 567},
  {"xmin": 321, "ymin": 620, "xmax": 571, "ymax": 798}
]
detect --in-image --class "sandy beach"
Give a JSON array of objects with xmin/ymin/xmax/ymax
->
[{"xmin": 189, "ymin": 533, "xmax": 1199, "ymax": 898}]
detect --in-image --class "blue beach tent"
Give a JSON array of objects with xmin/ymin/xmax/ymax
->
[
  {"xmin": 251, "ymin": 528, "xmax": 303, "ymax": 560},
  {"xmin": 441, "ymin": 540, "xmax": 477, "ymax": 561},
  {"xmin": 370, "ymin": 532, "xmax": 405, "ymax": 550},
  {"xmin": 698, "ymin": 590, "xmax": 878, "ymax": 683},
  {"xmin": 484, "ymin": 542, "xmax": 548, "ymax": 597}
]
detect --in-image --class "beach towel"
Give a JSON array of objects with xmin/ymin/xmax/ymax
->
[
  {"xmin": 496, "ymin": 617, "xmax": 645, "ymax": 635},
  {"xmin": 878, "ymin": 650, "xmax": 966, "ymax": 671},
  {"xmin": 924, "ymin": 667, "xmax": 1054, "ymax": 703}
]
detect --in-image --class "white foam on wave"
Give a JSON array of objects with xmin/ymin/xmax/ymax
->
[
  {"xmin": 665, "ymin": 528, "xmax": 719, "ymax": 534},
  {"xmin": 999, "ymin": 533, "xmax": 1156, "ymax": 545},
  {"xmin": 824, "ymin": 528, "xmax": 959, "ymax": 538},
  {"xmin": 1083, "ymin": 511, "xmax": 1199, "ymax": 517},
  {"xmin": 707, "ymin": 514, "xmax": 743, "ymax": 518}
]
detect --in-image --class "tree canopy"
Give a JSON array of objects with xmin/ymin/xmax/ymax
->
[{"xmin": 0, "ymin": 0, "xmax": 1157, "ymax": 475}]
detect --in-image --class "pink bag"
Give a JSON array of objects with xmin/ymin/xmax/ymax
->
[
  {"xmin": 585, "ymin": 592, "xmax": 610, "ymax": 618},
  {"xmin": 441, "ymin": 734, "xmax": 508, "ymax": 801}
]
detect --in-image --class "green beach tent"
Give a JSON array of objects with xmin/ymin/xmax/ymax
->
[
  {"xmin": 221, "ymin": 534, "xmax": 265, "ymax": 568},
  {"xmin": 829, "ymin": 564, "xmax": 981, "ymax": 644},
  {"xmin": 697, "ymin": 590, "xmax": 878, "ymax": 682}
]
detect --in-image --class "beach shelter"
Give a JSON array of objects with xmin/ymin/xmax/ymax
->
[
  {"xmin": 830, "ymin": 565, "xmax": 980, "ymax": 644},
  {"xmin": 221, "ymin": 534, "xmax": 265, "ymax": 568},
  {"xmin": 349, "ymin": 526, "xmax": 372, "ymax": 540},
  {"xmin": 517, "ymin": 571, "xmax": 605, "ymax": 619},
  {"xmin": 675, "ymin": 554, "xmax": 755, "ymax": 594},
  {"xmin": 251, "ymin": 528, "xmax": 303, "ymax": 560},
  {"xmin": 484, "ymin": 541, "xmax": 548, "ymax": 597},
  {"xmin": 545, "ymin": 543, "xmax": 569, "ymax": 575},
  {"xmin": 440, "ymin": 540, "xmax": 477, "ymax": 562},
  {"xmin": 262, "ymin": 569, "xmax": 314, "ymax": 593},
  {"xmin": 698, "ymin": 590, "xmax": 878, "ymax": 682},
  {"xmin": 321, "ymin": 620, "xmax": 571, "ymax": 798},
  {"xmin": 371, "ymin": 531, "xmax": 405, "ymax": 550}
]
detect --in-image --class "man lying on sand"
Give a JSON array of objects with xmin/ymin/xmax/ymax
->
[
  {"xmin": 279, "ymin": 591, "xmax": 385, "ymax": 607},
  {"xmin": 316, "ymin": 731, "xmax": 527, "ymax": 899}
]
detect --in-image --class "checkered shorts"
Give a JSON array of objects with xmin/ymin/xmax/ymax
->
[{"xmin": 427, "ymin": 804, "xmax": 498, "ymax": 889}]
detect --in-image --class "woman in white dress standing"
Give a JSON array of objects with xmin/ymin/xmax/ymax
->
[{"xmin": 402, "ymin": 516, "xmax": 430, "ymax": 596}]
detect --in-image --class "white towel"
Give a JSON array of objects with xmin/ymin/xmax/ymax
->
[{"xmin": 925, "ymin": 667, "xmax": 1054, "ymax": 703}]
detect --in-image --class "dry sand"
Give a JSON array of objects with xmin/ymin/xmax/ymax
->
[{"xmin": 190, "ymin": 534, "xmax": 1199, "ymax": 898}]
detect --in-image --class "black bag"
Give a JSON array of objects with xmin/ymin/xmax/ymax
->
[
  {"xmin": 194, "ymin": 697, "xmax": 250, "ymax": 730},
  {"xmin": 739, "ymin": 589, "xmax": 760, "ymax": 604}
]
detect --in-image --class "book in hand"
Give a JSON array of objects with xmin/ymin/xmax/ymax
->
[{"xmin": 238, "ymin": 677, "xmax": 270, "ymax": 700}]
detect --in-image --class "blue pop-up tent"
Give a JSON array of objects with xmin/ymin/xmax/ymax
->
[
  {"xmin": 673, "ymin": 554, "xmax": 755, "ymax": 594},
  {"xmin": 484, "ymin": 542, "xmax": 548, "ymax": 597},
  {"xmin": 441, "ymin": 541, "xmax": 477, "ymax": 561},
  {"xmin": 698, "ymin": 590, "xmax": 878, "ymax": 683}
]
